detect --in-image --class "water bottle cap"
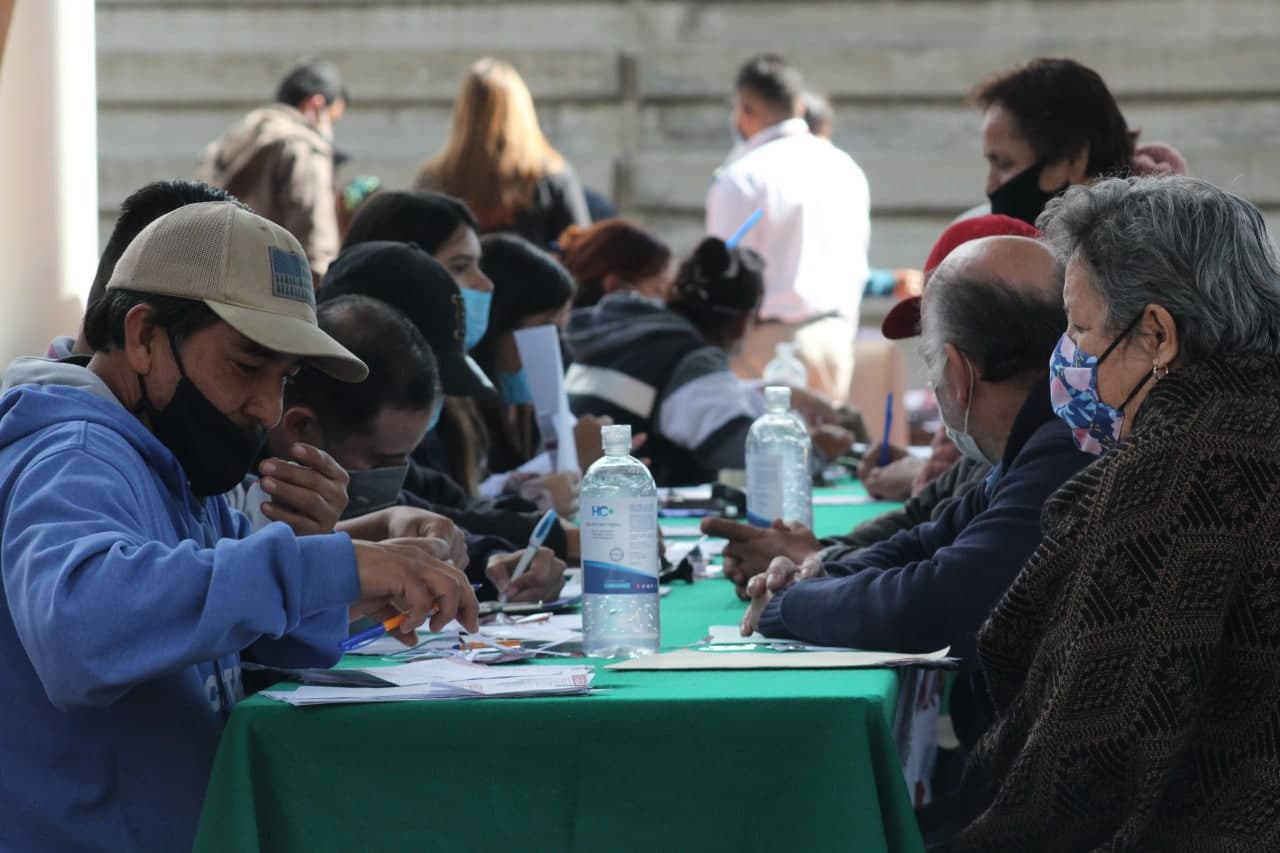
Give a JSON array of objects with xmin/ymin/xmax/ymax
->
[
  {"xmin": 776, "ymin": 342, "xmax": 796, "ymax": 359},
  {"xmin": 601, "ymin": 423, "xmax": 632, "ymax": 455},
  {"xmin": 764, "ymin": 385, "xmax": 791, "ymax": 411}
]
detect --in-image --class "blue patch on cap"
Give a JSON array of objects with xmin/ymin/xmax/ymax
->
[{"xmin": 269, "ymin": 247, "xmax": 315, "ymax": 305}]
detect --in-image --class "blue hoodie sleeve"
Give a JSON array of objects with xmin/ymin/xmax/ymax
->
[
  {"xmin": 758, "ymin": 431, "xmax": 1084, "ymax": 665},
  {"xmin": 214, "ymin": 500, "xmax": 357, "ymax": 670},
  {"xmin": 1, "ymin": 447, "xmax": 360, "ymax": 709}
]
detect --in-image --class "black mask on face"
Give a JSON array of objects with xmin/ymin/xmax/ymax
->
[
  {"xmin": 987, "ymin": 161, "xmax": 1068, "ymax": 226},
  {"xmin": 136, "ymin": 335, "xmax": 268, "ymax": 497},
  {"xmin": 341, "ymin": 464, "xmax": 410, "ymax": 520}
]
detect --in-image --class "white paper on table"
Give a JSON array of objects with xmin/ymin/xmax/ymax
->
[
  {"xmin": 514, "ymin": 325, "xmax": 579, "ymax": 474},
  {"xmin": 661, "ymin": 485, "xmax": 714, "ymax": 501},
  {"xmin": 703, "ymin": 625, "xmax": 847, "ymax": 650},
  {"xmin": 666, "ymin": 539, "xmax": 727, "ymax": 567},
  {"xmin": 607, "ymin": 647, "xmax": 953, "ymax": 671},
  {"xmin": 261, "ymin": 661, "xmax": 595, "ymax": 705},
  {"xmin": 812, "ymin": 493, "xmax": 877, "ymax": 507},
  {"xmin": 659, "ymin": 524, "xmax": 705, "ymax": 539}
]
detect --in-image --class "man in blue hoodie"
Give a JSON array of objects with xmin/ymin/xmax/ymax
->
[{"xmin": 0, "ymin": 201, "xmax": 480, "ymax": 852}]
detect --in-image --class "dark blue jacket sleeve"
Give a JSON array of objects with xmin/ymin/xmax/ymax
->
[{"xmin": 758, "ymin": 427, "xmax": 1087, "ymax": 666}]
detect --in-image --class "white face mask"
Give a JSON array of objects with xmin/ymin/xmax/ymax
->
[{"xmin": 938, "ymin": 357, "xmax": 993, "ymax": 465}]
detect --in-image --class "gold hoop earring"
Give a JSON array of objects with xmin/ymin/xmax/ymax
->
[{"xmin": 1152, "ymin": 362, "xmax": 1169, "ymax": 380}]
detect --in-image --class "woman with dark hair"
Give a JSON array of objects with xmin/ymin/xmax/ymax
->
[
  {"xmin": 472, "ymin": 234, "xmax": 577, "ymax": 474},
  {"xmin": 341, "ymin": 189, "xmax": 497, "ymax": 494},
  {"xmin": 557, "ymin": 219, "xmax": 674, "ymax": 309},
  {"xmin": 974, "ymin": 57, "xmax": 1188, "ymax": 225},
  {"xmin": 565, "ymin": 237, "xmax": 765, "ymax": 486},
  {"xmin": 415, "ymin": 58, "xmax": 589, "ymax": 248}
]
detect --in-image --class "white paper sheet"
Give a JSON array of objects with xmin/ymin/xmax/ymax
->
[
  {"xmin": 607, "ymin": 647, "xmax": 953, "ymax": 671},
  {"xmin": 514, "ymin": 324, "xmax": 579, "ymax": 474},
  {"xmin": 261, "ymin": 661, "xmax": 595, "ymax": 705}
]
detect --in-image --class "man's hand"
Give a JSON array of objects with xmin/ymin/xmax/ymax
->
[
  {"xmin": 383, "ymin": 507, "xmax": 468, "ymax": 572},
  {"xmin": 258, "ymin": 444, "xmax": 349, "ymax": 536},
  {"xmin": 351, "ymin": 538, "xmax": 480, "ymax": 635},
  {"xmin": 486, "ymin": 547, "xmax": 566, "ymax": 603},
  {"xmin": 740, "ymin": 554, "xmax": 825, "ymax": 636},
  {"xmin": 811, "ymin": 424, "xmax": 855, "ymax": 462},
  {"xmin": 701, "ymin": 516, "xmax": 822, "ymax": 599},
  {"xmin": 860, "ymin": 454, "xmax": 925, "ymax": 502},
  {"xmin": 788, "ymin": 387, "xmax": 839, "ymax": 428}
]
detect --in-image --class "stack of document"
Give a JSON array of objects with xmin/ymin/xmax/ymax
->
[{"xmin": 261, "ymin": 658, "xmax": 595, "ymax": 706}]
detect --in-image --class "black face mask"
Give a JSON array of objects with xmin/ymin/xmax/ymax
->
[
  {"xmin": 987, "ymin": 161, "xmax": 1068, "ymax": 226},
  {"xmin": 341, "ymin": 464, "xmax": 410, "ymax": 520},
  {"xmin": 136, "ymin": 336, "xmax": 268, "ymax": 497}
]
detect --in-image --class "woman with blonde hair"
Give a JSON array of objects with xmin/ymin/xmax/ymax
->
[{"xmin": 415, "ymin": 58, "xmax": 590, "ymax": 248}]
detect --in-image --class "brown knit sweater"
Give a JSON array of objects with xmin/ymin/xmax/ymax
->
[{"xmin": 931, "ymin": 354, "xmax": 1280, "ymax": 852}]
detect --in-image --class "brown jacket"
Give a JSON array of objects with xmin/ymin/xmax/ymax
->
[
  {"xmin": 931, "ymin": 353, "xmax": 1280, "ymax": 851},
  {"xmin": 198, "ymin": 104, "xmax": 338, "ymax": 276}
]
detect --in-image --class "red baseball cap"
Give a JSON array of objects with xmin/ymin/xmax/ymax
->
[{"xmin": 881, "ymin": 214, "xmax": 1041, "ymax": 340}]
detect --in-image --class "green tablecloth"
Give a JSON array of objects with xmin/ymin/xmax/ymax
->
[{"xmin": 195, "ymin": 484, "xmax": 922, "ymax": 853}]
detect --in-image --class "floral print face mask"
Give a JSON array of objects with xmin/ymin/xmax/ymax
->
[{"xmin": 1049, "ymin": 314, "xmax": 1150, "ymax": 456}]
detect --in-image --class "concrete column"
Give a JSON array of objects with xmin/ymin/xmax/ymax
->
[{"xmin": 0, "ymin": 0, "xmax": 98, "ymax": 363}]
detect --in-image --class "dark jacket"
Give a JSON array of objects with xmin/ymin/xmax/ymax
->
[
  {"xmin": 197, "ymin": 103, "xmax": 339, "ymax": 275},
  {"xmin": 928, "ymin": 354, "xmax": 1280, "ymax": 852},
  {"xmin": 820, "ymin": 457, "xmax": 993, "ymax": 561},
  {"xmin": 758, "ymin": 376, "xmax": 1091, "ymax": 673},
  {"xmin": 564, "ymin": 293, "xmax": 760, "ymax": 486}
]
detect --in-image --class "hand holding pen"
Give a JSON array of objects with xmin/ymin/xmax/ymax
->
[
  {"xmin": 490, "ymin": 509, "xmax": 566, "ymax": 604},
  {"xmin": 349, "ymin": 538, "xmax": 481, "ymax": 641}
]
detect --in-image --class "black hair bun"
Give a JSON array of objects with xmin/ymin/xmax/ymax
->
[{"xmin": 691, "ymin": 237, "xmax": 733, "ymax": 280}]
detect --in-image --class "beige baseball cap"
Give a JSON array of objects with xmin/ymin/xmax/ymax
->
[{"xmin": 106, "ymin": 201, "xmax": 368, "ymax": 382}]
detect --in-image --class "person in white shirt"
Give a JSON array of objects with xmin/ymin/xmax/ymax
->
[{"xmin": 706, "ymin": 54, "xmax": 871, "ymax": 407}]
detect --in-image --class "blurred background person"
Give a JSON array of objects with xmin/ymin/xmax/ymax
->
[
  {"xmin": 471, "ymin": 234, "xmax": 576, "ymax": 476},
  {"xmin": 802, "ymin": 91, "xmax": 834, "ymax": 139},
  {"xmin": 708, "ymin": 53, "xmax": 871, "ymax": 407},
  {"xmin": 566, "ymin": 237, "xmax": 764, "ymax": 486},
  {"xmin": 558, "ymin": 219, "xmax": 675, "ymax": 310},
  {"xmin": 319, "ymin": 241, "xmax": 581, "ymax": 563},
  {"xmin": 415, "ymin": 58, "xmax": 590, "ymax": 249},
  {"xmin": 258, "ymin": 294, "xmax": 566, "ymax": 604},
  {"xmin": 974, "ymin": 56, "xmax": 1188, "ymax": 225},
  {"xmin": 198, "ymin": 60, "xmax": 347, "ymax": 277},
  {"xmin": 862, "ymin": 214, "xmax": 1041, "ymax": 501},
  {"xmin": 341, "ymin": 189, "xmax": 496, "ymax": 494}
]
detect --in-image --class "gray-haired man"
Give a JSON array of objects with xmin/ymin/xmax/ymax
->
[{"xmin": 734, "ymin": 235, "xmax": 1093, "ymax": 744}]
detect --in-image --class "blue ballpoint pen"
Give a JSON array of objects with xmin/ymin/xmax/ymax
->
[
  {"xmin": 500, "ymin": 508, "xmax": 558, "ymax": 604},
  {"xmin": 725, "ymin": 209, "xmax": 764, "ymax": 249},
  {"xmin": 879, "ymin": 392, "xmax": 894, "ymax": 467}
]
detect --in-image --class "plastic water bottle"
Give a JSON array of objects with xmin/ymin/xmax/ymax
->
[
  {"xmin": 762, "ymin": 342, "xmax": 808, "ymax": 389},
  {"xmin": 746, "ymin": 386, "xmax": 813, "ymax": 528},
  {"xmin": 581, "ymin": 424, "xmax": 660, "ymax": 657}
]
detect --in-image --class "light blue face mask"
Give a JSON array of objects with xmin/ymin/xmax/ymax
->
[
  {"xmin": 497, "ymin": 368, "xmax": 534, "ymax": 405},
  {"xmin": 427, "ymin": 398, "xmax": 443, "ymax": 433},
  {"xmin": 460, "ymin": 288, "xmax": 492, "ymax": 352}
]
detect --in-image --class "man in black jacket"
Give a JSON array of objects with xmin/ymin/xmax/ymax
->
[{"xmin": 732, "ymin": 236, "xmax": 1092, "ymax": 737}]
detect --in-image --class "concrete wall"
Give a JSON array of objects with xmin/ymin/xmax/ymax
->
[{"xmin": 97, "ymin": 0, "xmax": 1280, "ymax": 272}]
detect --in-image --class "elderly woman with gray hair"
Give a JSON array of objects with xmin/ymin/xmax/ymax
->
[{"xmin": 926, "ymin": 176, "xmax": 1280, "ymax": 851}]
